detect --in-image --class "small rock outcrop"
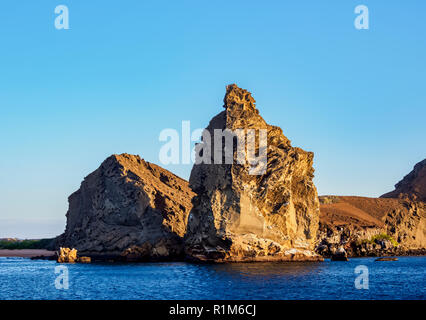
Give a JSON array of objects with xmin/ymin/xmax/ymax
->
[
  {"xmin": 56, "ymin": 247, "xmax": 92, "ymax": 263},
  {"xmin": 57, "ymin": 247, "xmax": 78, "ymax": 263},
  {"xmin": 77, "ymin": 256, "xmax": 91, "ymax": 263},
  {"xmin": 381, "ymin": 158, "xmax": 426, "ymax": 202},
  {"xmin": 184, "ymin": 84, "xmax": 322, "ymax": 262},
  {"xmin": 331, "ymin": 247, "xmax": 348, "ymax": 261},
  {"xmin": 375, "ymin": 257, "xmax": 398, "ymax": 261},
  {"xmin": 58, "ymin": 154, "xmax": 195, "ymax": 261}
]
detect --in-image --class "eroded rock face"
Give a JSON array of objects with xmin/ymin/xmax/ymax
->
[
  {"xmin": 59, "ymin": 154, "xmax": 195, "ymax": 261},
  {"xmin": 184, "ymin": 84, "xmax": 321, "ymax": 262},
  {"xmin": 381, "ymin": 158, "xmax": 426, "ymax": 202}
]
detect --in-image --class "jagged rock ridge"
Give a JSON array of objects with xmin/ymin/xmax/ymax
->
[
  {"xmin": 184, "ymin": 84, "xmax": 322, "ymax": 262},
  {"xmin": 59, "ymin": 153, "xmax": 195, "ymax": 261}
]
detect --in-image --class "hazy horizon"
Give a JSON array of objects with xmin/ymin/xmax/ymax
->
[{"xmin": 1, "ymin": 1, "xmax": 425, "ymax": 238}]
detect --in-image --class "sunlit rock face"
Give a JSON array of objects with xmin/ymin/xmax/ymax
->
[
  {"xmin": 59, "ymin": 153, "xmax": 195, "ymax": 261},
  {"xmin": 184, "ymin": 84, "xmax": 322, "ymax": 262}
]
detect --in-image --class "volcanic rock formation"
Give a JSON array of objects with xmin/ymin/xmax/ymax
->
[
  {"xmin": 58, "ymin": 153, "xmax": 195, "ymax": 261},
  {"xmin": 184, "ymin": 84, "xmax": 322, "ymax": 262},
  {"xmin": 381, "ymin": 158, "xmax": 426, "ymax": 202}
]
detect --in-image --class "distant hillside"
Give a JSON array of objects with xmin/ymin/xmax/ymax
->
[{"xmin": 0, "ymin": 238, "xmax": 55, "ymax": 250}]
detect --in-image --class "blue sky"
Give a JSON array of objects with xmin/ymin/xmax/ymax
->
[{"xmin": 0, "ymin": 1, "xmax": 425, "ymax": 238}]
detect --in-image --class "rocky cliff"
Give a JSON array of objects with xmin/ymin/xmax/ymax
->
[
  {"xmin": 184, "ymin": 84, "xmax": 321, "ymax": 262},
  {"xmin": 381, "ymin": 158, "xmax": 426, "ymax": 202},
  {"xmin": 58, "ymin": 153, "xmax": 195, "ymax": 261}
]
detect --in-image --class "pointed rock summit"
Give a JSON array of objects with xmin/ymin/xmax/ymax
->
[
  {"xmin": 59, "ymin": 153, "xmax": 195, "ymax": 261},
  {"xmin": 381, "ymin": 158, "xmax": 426, "ymax": 202},
  {"xmin": 185, "ymin": 84, "xmax": 322, "ymax": 262}
]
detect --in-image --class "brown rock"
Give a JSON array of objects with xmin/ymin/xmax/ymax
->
[
  {"xmin": 57, "ymin": 247, "xmax": 78, "ymax": 263},
  {"xmin": 375, "ymin": 257, "xmax": 398, "ymax": 261},
  {"xmin": 58, "ymin": 154, "xmax": 195, "ymax": 260},
  {"xmin": 331, "ymin": 247, "xmax": 349, "ymax": 261},
  {"xmin": 77, "ymin": 256, "xmax": 91, "ymax": 263},
  {"xmin": 184, "ymin": 84, "xmax": 322, "ymax": 262},
  {"xmin": 381, "ymin": 158, "xmax": 426, "ymax": 202}
]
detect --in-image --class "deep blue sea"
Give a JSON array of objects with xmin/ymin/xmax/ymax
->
[{"xmin": 0, "ymin": 256, "xmax": 424, "ymax": 300}]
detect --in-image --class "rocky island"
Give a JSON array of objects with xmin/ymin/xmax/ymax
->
[{"xmin": 51, "ymin": 85, "xmax": 425, "ymax": 262}]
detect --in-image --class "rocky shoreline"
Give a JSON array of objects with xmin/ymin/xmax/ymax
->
[{"xmin": 20, "ymin": 247, "xmax": 425, "ymax": 262}]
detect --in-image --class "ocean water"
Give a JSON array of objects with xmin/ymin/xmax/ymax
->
[{"xmin": 0, "ymin": 256, "xmax": 424, "ymax": 300}]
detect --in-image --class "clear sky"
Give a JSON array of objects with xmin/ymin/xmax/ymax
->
[{"xmin": 0, "ymin": 1, "xmax": 425, "ymax": 238}]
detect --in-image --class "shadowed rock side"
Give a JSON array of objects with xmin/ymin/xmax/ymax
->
[
  {"xmin": 184, "ymin": 84, "xmax": 322, "ymax": 262},
  {"xmin": 381, "ymin": 158, "xmax": 426, "ymax": 202},
  {"xmin": 317, "ymin": 196, "xmax": 426, "ymax": 257},
  {"xmin": 58, "ymin": 153, "xmax": 195, "ymax": 261}
]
